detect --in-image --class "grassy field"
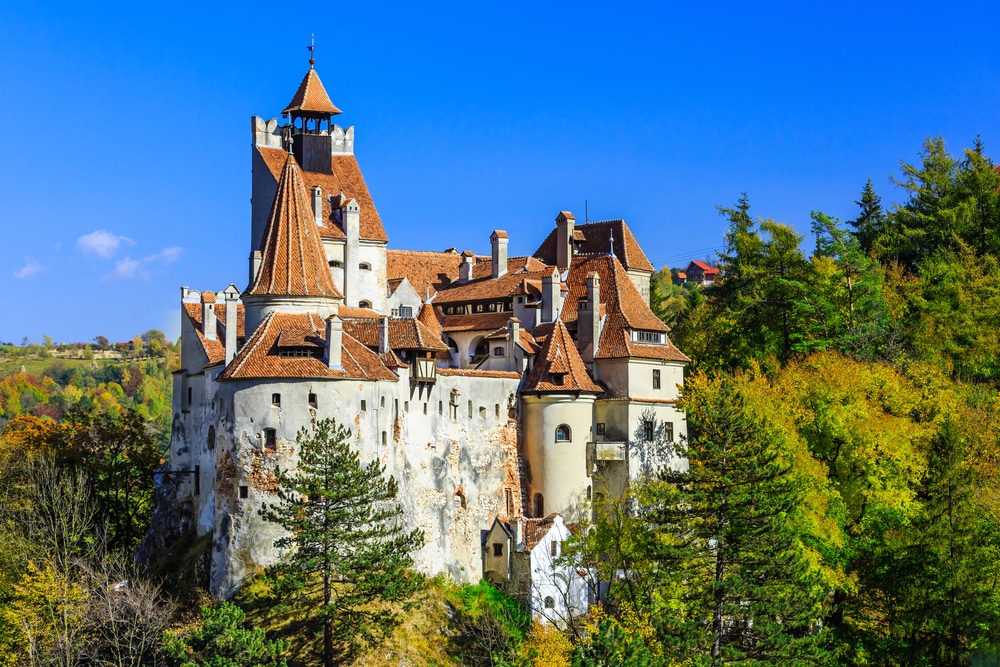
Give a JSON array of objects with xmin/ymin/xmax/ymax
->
[{"xmin": 0, "ymin": 355, "xmax": 121, "ymax": 379}]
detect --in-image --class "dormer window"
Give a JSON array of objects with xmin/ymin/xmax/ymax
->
[
  {"xmin": 635, "ymin": 330, "xmax": 664, "ymax": 344},
  {"xmin": 551, "ymin": 373, "xmax": 565, "ymax": 386}
]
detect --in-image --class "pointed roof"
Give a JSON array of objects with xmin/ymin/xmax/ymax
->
[
  {"xmin": 416, "ymin": 302, "xmax": 443, "ymax": 337},
  {"xmin": 282, "ymin": 68, "xmax": 342, "ymax": 116},
  {"xmin": 522, "ymin": 320, "xmax": 602, "ymax": 394},
  {"xmin": 533, "ymin": 219, "xmax": 654, "ymax": 272},
  {"xmin": 246, "ymin": 154, "xmax": 343, "ymax": 299}
]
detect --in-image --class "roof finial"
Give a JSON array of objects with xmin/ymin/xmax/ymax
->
[
  {"xmin": 308, "ymin": 34, "xmax": 316, "ymax": 68},
  {"xmin": 608, "ymin": 228, "xmax": 615, "ymax": 256}
]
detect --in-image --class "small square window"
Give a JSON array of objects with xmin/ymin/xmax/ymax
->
[
  {"xmin": 308, "ymin": 392, "xmax": 318, "ymax": 408},
  {"xmin": 239, "ymin": 485, "xmax": 248, "ymax": 499},
  {"xmin": 493, "ymin": 543, "xmax": 503, "ymax": 557},
  {"xmin": 271, "ymin": 393, "xmax": 281, "ymax": 407},
  {"xmin": 596, "ymin": 423, "xmax": 606, "ymax": 436}
]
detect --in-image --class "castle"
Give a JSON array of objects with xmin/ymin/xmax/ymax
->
[{"xmin": 162, "ymin": 59, "xmax": 689, "ymax": 599}]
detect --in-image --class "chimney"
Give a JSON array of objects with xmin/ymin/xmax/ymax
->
[
  {"xmin": 459, "ymin": 250, "xmax": 476, "ymax": 283},
  {"xmin": 249, "ymin": 250, "xmax": 262, "ymax": 288},
  {"xmin": 506, "ymin": 317, "xmax": 520, "ymax": 369},
  {"xmin": 491, "ymin": 230, "xmax": 508, "ymax": 279},
  {"xmin": 578, "ymin": 272, "xmax": 602, "ymax": 363},
  {"xmin": 180, "ymin": 286, "xmax": 190, "ymax": 300},
  {"xmin": 202, "ymin": 292, "xmax": 217, "ymax": 341},
  {"xmin": 341, "ymin": 198, "xmax": 361, "ymax": 307},
  {"xmin": 312, "ymin": 186, "xmax": 324, "ymax": 226},
  {"xmin": 326, "ymin": 311, "xmax": 343, "ymax": 370},
  {"xmin": 378, "ymin": 316, "xmax": 389, "ymax": 355},
  {"xmin": 541, "ymin": 268, "xmax": 561, "ymax": 323},
  {"xmin": 555, "ymin": 211, "xmax": 575, "ymax": 270},
  {"xmin": 223, "ymin": 284, "xmax": 240, "ymax": 364}
]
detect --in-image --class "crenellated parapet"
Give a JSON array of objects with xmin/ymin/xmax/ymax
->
[{"xmin": 251, "ymin": 116, "xmax": 355, "ymax": 155}]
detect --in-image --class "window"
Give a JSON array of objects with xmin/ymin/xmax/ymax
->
[
  {"xmin": 380, "ymin": 396, "xmax": 385, "ymax": 408},
  {"xmin": 264, "ymin": 428, "xmax": 277, "ymax": 451},
  {"xmin": 308, "ymin": 392, "xmax": 318, "ymax": 408},
  {"xmin": 381, "ymin": 431, "xmax": 387, "ymax": 447},
  {"xmin": 359, "ymin": 300, "xmax": 372, "ymax": 309},
  {"xmin": 652, "ymin": 369, "xmax": 661, "ymax": 390},
  {"xmin": 271, "ymin": 393, "xmax": 281, "ymax": 407},
  {"xmin": 468, "ymin": 400, "xmax": 473, "ymax": 418},
  {"xmin": 398, "ymin": 306, "xmax": 412, "ymax": 318},
  {"xmin": 596, "ymin": 422, "xmax": 606, "ymax": 436},
  {"xmin": 551, "ymin": 541, "xmax": 559, "ymax": 557},
  {"xmin": 587, "ymin": 485, "xmax": 592, "ymax": 500},
  {"xmin": 404, "ymin": 401, "xmax": 409, "ymax": 412},
  {"xmin": 544, "ymin": 596, "xmax": 555, "ymax": 609},
  {"xmin": 493, "ymin": 543, "xmax": 503, "ymax": 557},
  {"xmin": 328, "ymin": 260, "xmax": 342, "ymax": 268},
  {"xmin": 493, "ymin": 346, "xmax": 505, "ymax": 356},
  {"xmin": 495, "ymin": 404, "xmax": 500, "ymax": 418},
  {"xmin": 423, "ymin": 402, "xmax": 428, "ymax": 415},
  {"xmin": 636, "ymin": 330, "xmax": 663, "ymax": 344},
  {"xmin": 194, "ymin": 465, "xmax": 201, "ymax": 496},
  {"xmin": 643, "ymin": 420, "xmax": 654, "ymax": 442},
  {"xmin": 555, "ymin": 424, "xmax": 571, "ymax": 442},
  {"xmin": 187, "ymin": 387, "xmax": 192, "ymax": 405},
  {"xmin": 239, "ymin": 485, "xmax": 248, "ymax": 499},
  {"xmin": 551, "ymin": 372, "xmax": 565, "ymax": 386},
  {"xmin": 505, "ymin": 488, "xmax": 513, "ymax": 515},
  {"xmin": 534, "ymin": 493, "xmax": 544, "ymax": 517},
  {"xmin": 479, "ymin": 405, "xmax": 486, "ymax": 418},
  {"xmin": 361, "ymin": 400, "xmax": 367, "ymax": 411},
  {"xmin": 665, "ymin": 421, "xmax": 674, "ymax": 443},
  {"xmin": 454, "ymin": 490, "xmax": 466, "ymax": 509},
  {"xmin": 359, "ymin": 262, "xmax": 371, "ymax": 271},
  {"xmin": 438, "ymin": 400, "xmax": 443, "ymax": 415}
]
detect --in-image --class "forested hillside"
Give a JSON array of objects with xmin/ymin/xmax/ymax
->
[{"xmin": 0, "ymin": 137, "xmax": 998, "ymax": 665}]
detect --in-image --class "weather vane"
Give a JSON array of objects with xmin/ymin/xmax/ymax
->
[{"xmin": 308, "ymin": 34, "xmax": 316, "ymax": 67}]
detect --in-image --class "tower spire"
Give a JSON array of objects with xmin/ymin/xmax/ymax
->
[{"xmin": 308, "ymin": 33, "xmax": 315, "ymax": 68}]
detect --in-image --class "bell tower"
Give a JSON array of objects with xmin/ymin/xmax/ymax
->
[{"xmin": 282, "ymin": 41, "xmax": 341, "ymax": 174}]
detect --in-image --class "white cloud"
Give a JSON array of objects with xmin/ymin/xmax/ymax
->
[
  {"xmin": 77, "ymin": 230, "xmax": 135, "ymax": 258},
  {"xmin": 110, "ymin": 246, "xmax": 183, "ymax": 281},
  {"xmin": 13, "ymin": 257, "xmax": 41, "ymax": 279}
]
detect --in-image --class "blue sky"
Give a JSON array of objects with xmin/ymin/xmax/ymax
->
[{"xmin": 1, "ymin": 1, "xmax": 998, "ymax": 344}]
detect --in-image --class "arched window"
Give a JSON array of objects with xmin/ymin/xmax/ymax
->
[
  {"xmin": 555, "ymin": 424, "xmax": 571, "ymax": 442},
  {"xmin": 544, "ymin": 596, "xmax": 555, "ymax": 609},
  {"xmin": 534, "ymin": 493, "xmax": 544, "ymax": 517},
  {"xmin": 359, "ymin": 262, "xmax": 371, "ymax": 271},
  {"xmin": 493, "ymin": 346, "xmax": 505, "ymax": 356},
  {"xmin": 359, "ymin": 300, "xmax": 372, "ymax": 309}
]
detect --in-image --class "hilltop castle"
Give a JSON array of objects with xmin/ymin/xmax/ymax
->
[{"xmin": 157, "ymin": 60, "xmax": 689, "ymax": 600}]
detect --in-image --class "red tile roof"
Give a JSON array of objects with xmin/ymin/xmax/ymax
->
[
  {"xmin": 218, "ymin": 311, "xmax": 397, "ymax": 381},
  {"xmin": 386, "ymin": 249, "xmax": 463, "ymax": 298},
  {"xmin": 533, "ymin": 219, "xmax": 654, "ymax": 272},
  {"xmin": 257, "ymin": 147, "xmax": 388, "ymax": 243},
  {"xmin": 436, "ymin": 368, "xmax": 522, "ymax": 379},
  {"xmin": 434, "ymin": 257, "xmax": 553, "ymax": 304},
  {"xmin": 440, "ymin": 312, "xmax": 513, "ymax": 334},
  {"xmin": 688, "ymin": 260, "xmax": 719, "ymax": 274},
  {"xmin": 484, "ymin": 325, "xmax": 540, "ymax": 354},
  {"xmin": 246, "ymin": 153, "xmax": 344, "ymax": 300},
  {"xmin": 183, "ymin": 302, "xmax": 246, "ymax": 365},
  {"xmin": 342, "ymin": 318, "xmax": 450, "ymax": 352},
  {"xmin": 522, "ymin": 320, "xmax": 602, "ymax": 394},
  {"xmin": 282, "ymin": 67, "xmax": 342, "ymax": 116},
  {"xmin": 522, "ymin": 514, "xmax": 561, "ymax": 551},
  {"xmin": 416, "ymin": 303, "xmax": 443, "ymax": 337}
]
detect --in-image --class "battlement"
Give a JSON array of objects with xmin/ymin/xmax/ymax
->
[{"xmin": 251, "ymin": 116, "xmax": 354, "ymax": 155}]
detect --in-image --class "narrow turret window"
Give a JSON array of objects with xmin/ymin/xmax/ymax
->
[
  {"xmin": 308, "ymin": 392, "xmax": 318, "ymax": 408},
  {"xmin": 555, "ymin": 425, "xmax": 571, "ymax": 442},
  {"xmin": 271, "ymin": 393, "xmax": 281, "ymax": 407},
  {"xmin": 652, "ymin": 369, "xmax": 661, "ymax": 390}
]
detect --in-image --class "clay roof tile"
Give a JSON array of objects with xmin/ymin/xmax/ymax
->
[
  {"xmin": 522, "ymin": 320, "xmax": 602, "ymax": 394},
  {"xmin": 282, "ymin": 67, "xmax": 342, "ymax": 116}
]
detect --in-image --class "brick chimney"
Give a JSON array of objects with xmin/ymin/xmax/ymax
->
[
  {"xmin": 491, "ymin": 230, "xmax": 508, "ymax": 279},
  {"xmin": 223, "ymin": 284, "xmax": 240, "ymax": 364},
  {"xmin": 577, "ymin": 272, "xmax": 602, "ymax": 363},
  {"xmin": 541, "ymin": 268, "xmax": 562, "ymax": 323},
  {"xmin": 326, "ymin": 311, "xmax": 343, "ymax": 370},
  {"xmin": 459, "ymin": 250, "xmax": 476, "ymax": 283},
  {"xmin": 555, "ymin": 211, "xmax": 575, "ymax": 270}
]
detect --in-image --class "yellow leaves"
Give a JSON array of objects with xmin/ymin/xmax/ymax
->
[{"xmin": 516, "ymin": 622, "xmax": 573, "ymax": 667}]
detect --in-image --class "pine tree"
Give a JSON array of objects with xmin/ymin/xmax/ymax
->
[
  {"xmin": 262, "ymin": 419, "xmax": 425, "ymax": 666},
  {"xmin": 847, "ymin": 179, "xmax": 886, "ymax": 257},
  {"xmin": 651, "ymin": 375, "xmax": 833, "ymax": 666}
]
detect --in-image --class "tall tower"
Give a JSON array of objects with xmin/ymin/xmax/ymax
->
[{"xmin": 283, "ymin": 54, "xmax": 342, "ymax": 173}]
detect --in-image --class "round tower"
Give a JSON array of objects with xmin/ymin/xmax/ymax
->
[{"xmin": 520, "ymin": 320, "xmax": 602, "ymax": 522}]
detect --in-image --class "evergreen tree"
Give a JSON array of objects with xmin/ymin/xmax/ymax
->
[
  {"xmin": 651, "ymin": 375, "xmax": 833, "ymax": 666},
  {"xmin": 262, "ymin": 419, "xmax": 425, "ymax": 667},
  {"xmin": 848, "ymin": 179, "xmax": 886, "ymax": 257}
]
